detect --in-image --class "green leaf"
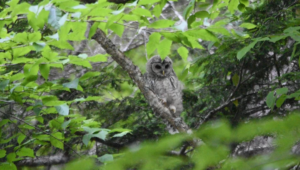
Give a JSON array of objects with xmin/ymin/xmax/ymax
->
[
  {"xmin": 67, "ymin": 22, "xmax": 87, "ymax": 41},
  {"xmin": 109, "ymin": 128, "xmax": 131, "ymax": 133},
  {"xmin": 58, "ymin": 13, "xmax": 68, "ymax": 27},
  {"xmin": 0, "ymin": 80, "xmax": 9, "ymax": 91},
  {"xmin": 195, "ymin": 11, "xmax": 210, "ymax": 19},
  {"xmin": 13, "ymin": 47, "xmax": 32, "ymax": 57},
  {"xmin": 47, "ymin": 7, "xmax": 60, "ymax": 29},
  {"xmin": 106, "ymin": 14, "xmax": 123, "ymax": 29},
  {"xmin": 109, "ymin": 23, "xmax": 124, "ymax": 37},
  {"xmin": 276, "ymin": 87, "xmax": 288, "ymax": 96},
  {"xmin": 50, "ymin": 132, "xmax": 64, "ymax": 149},
  {"xmin": 88, "ymin": 22, "xmax": 99, "ymax": 39},
  {"xmin": 48, "ymin": 40, "xmax": 74, "ymax": 50},
  {"xmin": 177, "ymin": 46, "xmax": 189, "ymax": 61},
  {"xmin": 83, "ymin": 127, "xmax": 104, "ymax": 134},
  {"xmin": 14, "ymin": 32, "xmax": 27, "ymax": 43},
  {"xmin": 62, "ymin": 120, "xmax": 71, "ymax": 129},
  {"xmin": 132, "ymin": 8, "xmax": 152, "ymax": 17},
  {"xmin": 291, "ymin": 42, "xmax": 300, "ymax": 60},
  {"xmin": 239, "ymin": 23, "xmax": 257, "ymax": 29},
  {"xmin": 149, "ymin": 20, "xmax": 175, "ymax": 29},
  {"xmin": 152, "ymin": 4, "xmax": 162, "ymax": 18},
  {"xmin": 28, "ymin": 9, "xmax": 49, "ymax": 31},
  {"xmin": 269, "ymin": 35, "xmax": 288, "ymax": 43},
  {"xmin": 36, "ymin": 135, "xmax": 50, "ymax": 141},
  {"xmin": 0, "ymin": 119, "xmax": 9, "ymax": 127},
  {"xmin": 7, "ymin": 153, "xmax": 16, "ymax": 163},
  {"xmin": 65, "ymin": 158, "xmax": 94, "ymax": 170},
  {"xmin": 49, "ymin": 117, "xmax": 64, "ymax": 129},
  {"xmin": 39, "ymin": 64, "xmax": 50, "ymax": 80},
  {"xmin": 82, "ymin": 134, "xmax": 93, "ymax": 146},
  {"xmin": 98, "ymin": 154, "xmax": 113, "ymax": 163},
  {"xmin": 183, "ymin": 2, "xmax": 194, "ymax": 20},
  {"xmin": 0, "ymin": 163, "xmax": 17, "ymax": 170},
  {"xmin": 11, "ymin": 3, "xmax": 30, "ymax": 17},
  {"xmin": 187, "ymin": 15, "xmax": 196, "ymax": 28},
  {"xmin": 63, "ymin": 78, "xmax": 79, "ymax": 89},
  {"xmin": 112, "ymin": 131, "xmax": 131, "ymax": 138},
  {"xmin": 207, "ymin": 27, "xmax": 230, "ymax": 36},
  {"xmin": 42, "ymin": 96, "xmax": 65, "ymax": 106},
  {"xmin": 17, "ymin": 134, "xmax": 26, "ymax": 144},
  {"xmin": 69, "ymin": 56, "xmax": 92, "ymax": 68},
  {"xmin": 185, "ymin": 29, "xmax": 219, "ymax": 42},
  {"xmin": 232, "ymin": 73, "xmax": 239, "ymax": 86},
  {"xmin": 240, "ymin": 0, "xmax": 249, "ymax": 6},
  {"xmin": 237, "ymin": 37, "xmax": 270, "ymax": 60},
  {"xmin": 276, "ymin": 94, "xmax": 286, "ymax": 108},
  {"xmin": 7, "ymin": 0, "xmax": 19, "ymax": 7},
  {"xmin": 237, "ymin": 41, "xmax": 257, "ymax": 60},
  {"xmin": 283, "ymin": 26, "xmax": 300, "ymax": 34},
  {"xmin": 24, "ymin": 63, "xmax": 39, "ymax": 77},
  {"xmin": 92, "ymin": 130, "xmax": 108, "ymax": 141},
  {"xmin": 146, "ymin": 33, "xmax": 161, "ymax": 55},
  {"xmin": 153, "ymin": 4, "xmax": 162, "ymax": 18},
  {"xmin": 88, "ymin": 7, "xmax": 112, "ymax": 17},
  {"xmin": 10, "ymin": 73, "xmax": 24, "ymax": 82},
  {"xmin": 17, "ymin": 147, "xmax": 35, "ymax": 158},
  {"xmin": 42, "ymin": 46, "xmax": 58, "ymax": 60},
  {"xmin": 228, "ymin": 0, "xmax": 239, "ymax": 14},
  {"xmin": 111, "ymin": 8, "xmax": 125, "ymax": 15},
  {"xmin": 36, "ymin": 116, "xmax": 44, "ymax": 123},
  {"xmin": 80, "ymin": 72, "xmax": 101, "ymax": 81},
  {"xmin": 238, "ymin": 4, "xmax": 246, "ymax": 12},
  {"xmin": 55, "ymin": 104, "xmax": 69, "ymax": 116},
  {"xmin": 88, "ymin": 54, "xmax": 108, "ymax": 62},
  {"xmin": 11, "ymin": 57, "xmax": 32, "ymax": 64},
  {"xmin": 28, "ymin": 32, "xmax": 42, "ymax": 42},
  {"xmin": 266, "ymin": 91, "xmax": 276, "ymax": 110},
  {"xmin": 157, "ymin": 39, "xmax": 172, "ymax": 59},
  {"xmin": 0, "ymin": 149, "xmax": 6, "ymax": 158}
]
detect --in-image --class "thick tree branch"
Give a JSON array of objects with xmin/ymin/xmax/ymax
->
[
  {"xmin": 92, "ymin": 28, "xmax": 192, "ymax": 135},
  {"xmin": 15, "ymin": 154, "xmax": 70, "ymax": 167}
]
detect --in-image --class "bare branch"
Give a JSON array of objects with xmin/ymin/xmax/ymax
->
[
  {"xmin": 194, "ymin": 93, "xmax": 257, "ymax": 129},
  {"xmin": 15, "ymin": 154, "xmax": 70, "ymax": 167}
]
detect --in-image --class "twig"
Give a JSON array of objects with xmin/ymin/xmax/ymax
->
[{"xmin": 194, "ymin": 93, "xmax": 257, "ymax": 129}]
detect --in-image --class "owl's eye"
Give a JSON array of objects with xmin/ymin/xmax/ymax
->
[
  {"xmin": 165, "ymin": 64, "xmax": 169, "ymax": 69},
  {"xmin": 155, "ymin": 65, "xmax": 161, "ymax": 69}
]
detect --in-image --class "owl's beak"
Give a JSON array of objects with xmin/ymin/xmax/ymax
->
[{"xmin": 162, "ymin": 70, "xmax": 165, "ymax": 75}]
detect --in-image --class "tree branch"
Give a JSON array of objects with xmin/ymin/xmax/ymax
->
[
  {"xmin": 194, "ymin": 92, "xmax": 257, "ymax": 129},
  {"xmin": 15, "ymin": 154, "xmax": 70, "ymax": 167},
  {"xmin": 91, "ymin": 28, "xmax": 192, "ymax": 135}
]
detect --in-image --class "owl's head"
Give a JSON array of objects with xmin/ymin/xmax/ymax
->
[{"xmin": 147, "ymin": 55, "xmax": 173, "ymax": 78}]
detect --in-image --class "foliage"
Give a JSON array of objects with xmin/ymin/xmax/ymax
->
[{"xmin": 0, "ymin": 0, "xmax": 300, "ymax": 169}]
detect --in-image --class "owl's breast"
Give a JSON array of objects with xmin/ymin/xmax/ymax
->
[{"xmin": 154, "ymin": 78, "xmax": 177, "ymax": 94}]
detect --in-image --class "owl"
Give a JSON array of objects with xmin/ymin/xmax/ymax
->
[{"xmin": 144, "ymin": 55, "xmax": 183, "ymax": 118}]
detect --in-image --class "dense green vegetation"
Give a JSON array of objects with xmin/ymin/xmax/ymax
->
[{"xmin": 0, "ymin": 0, "xmax": 300, "ymax": 169}]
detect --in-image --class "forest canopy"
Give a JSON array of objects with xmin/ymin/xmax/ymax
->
[{"xmin": 0, "ymin": 0, "xmax": 300, "ymax": 169}]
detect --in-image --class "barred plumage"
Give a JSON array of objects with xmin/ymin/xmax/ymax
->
[{"xmin": 144, "ymin": 55, "xmax": 183, "ymax": 118}]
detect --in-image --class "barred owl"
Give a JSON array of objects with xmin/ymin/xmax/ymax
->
[{"xmin": 144, "ymin": 55, "xmax": 183, "ymax": 118}]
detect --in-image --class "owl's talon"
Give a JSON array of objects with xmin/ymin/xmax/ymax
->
[
  {"xmin": 159, "ymin": 98, "xmax": 167, "ymax": 106},
  {"xmin": 169, "ymin": 105, "xmax": 176, "ymax": 114}
]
